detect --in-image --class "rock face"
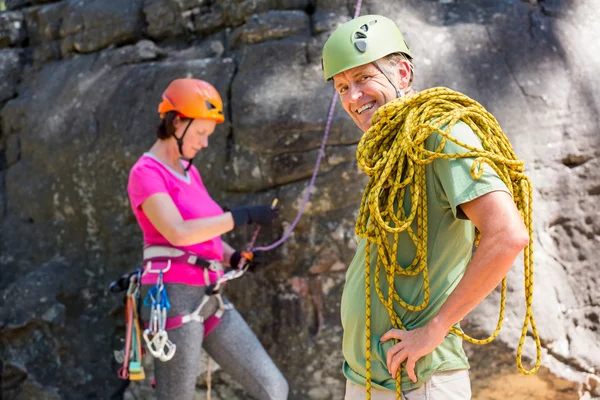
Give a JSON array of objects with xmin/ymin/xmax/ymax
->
[{"xmin": 0, "ymin": 0, "xmax": 599, "ymax": 399}]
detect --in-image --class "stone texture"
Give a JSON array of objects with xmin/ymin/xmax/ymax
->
[
  {"xmin": 98, "ymin": 39, "xmax": 167, "ymax": 67},
  {"xmin": 311, "ymin": 10, "xmax": 350, "ymax": 35},
  {"xmin": 5, "ymin": 133, "xmax": 20, "ymax": 165},
  {"xmin": 5, "ymin": 0, "xmax": 29, "ymax": 11},
  {"xmin": 0, "ymin": 48, "xmax": 22, "ymax": 103},
  {"xmin": 22, "ymin": 0, "xmax": 144, "ymax": 58},
  {"xmin": 23, "ymin": 1, "xmax": 68, "ymax": 43},
  {"xmin": 220, "ymin": 0, "xmax": 310, "ymax": 27},
  {"xmin": 165, "ymin": 32, "xmax": 227, "ymax": 60},
  {"xmin": 0, "ymin": 11, "xmax": 26, "ymax": 47},
  {"xmin": 230, "ymin": 10, "xmax": 310, "ymax": 47},
  {"xmin": 143, "ymin": 0, "xmax": 187, "ymax": 40},
  {"xmin": 143, "ymin": 0, "xmax": 311, "ymax": 41},
  {"xmin": 0, "ymin": 0, "xmax": 599, "ymax": 399},
  {"xmin": 59, "ymin": 0, "xmax": 144, "ymax": 55}
]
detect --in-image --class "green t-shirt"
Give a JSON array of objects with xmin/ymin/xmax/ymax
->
[{"xmin": 341, "ymin": 121, "xmax": 510, "ymax": 391}]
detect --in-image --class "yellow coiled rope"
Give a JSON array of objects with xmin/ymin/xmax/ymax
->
[{"xmin": 355, "ymin": 87, "xmax": 541, "ymax": 399}]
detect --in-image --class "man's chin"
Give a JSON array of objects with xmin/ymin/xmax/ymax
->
[
  {"xmin": 359, "ymin": 120, "xmax": 371, "ymax": 133},
  {"xmin": 359, "ymin": 111, "xmax": 378, "ymax": 132},
  {"xmin": 352, "ymin": 117, "xmax": 369, "ymax": 132}
]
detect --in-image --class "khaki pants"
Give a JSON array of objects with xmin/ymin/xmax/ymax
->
[{"xmin": 345, "ymin": 369, "xmax": 471, "ymax": 400}]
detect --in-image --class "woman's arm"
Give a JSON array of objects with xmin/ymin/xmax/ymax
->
[
  {"xmin": 221, "ymin": 241, "xmax": 236, "ymax": 267},
  {"xmin": 142, "ymin": 192, "xmax": 234, "ymax": 247}
]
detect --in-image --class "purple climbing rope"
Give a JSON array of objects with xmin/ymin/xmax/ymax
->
[
  {"xmin": 252, "ymin": 96, "xmax": 338, "ymax": 252},
  {"xmin": 353, "ymin": 0, "xmax": 363, "ymax": 19},
  {"xmin": 250, "ymin": 0, "xmax": 363, "ymax": 253}
]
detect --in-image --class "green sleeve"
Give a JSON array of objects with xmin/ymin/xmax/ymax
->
[{"xmin": 432, "ymin": 120, "xmax": 510, "ymax": 219}]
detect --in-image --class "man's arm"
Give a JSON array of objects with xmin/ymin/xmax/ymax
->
[{"xmin": 381, "ymin": 190, "xmax": 529, "ymax": 382}]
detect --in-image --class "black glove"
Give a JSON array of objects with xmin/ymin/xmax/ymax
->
[
  {"xmin": 229, "ymin": 250, "xmax": 264, "ymax": 272},
  {"xmin": 229, "ymin": 205, "xmax": 278, "ymax": 227}
]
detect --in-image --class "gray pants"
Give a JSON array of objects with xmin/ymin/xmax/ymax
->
[{"xmin": 142, "ymin": 283, "xmax": 289, "ymax": 400}]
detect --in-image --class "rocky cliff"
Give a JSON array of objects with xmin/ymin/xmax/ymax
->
[{"xmin": 0, "ymin": 0, "xmax": 598, "ymax": 399}]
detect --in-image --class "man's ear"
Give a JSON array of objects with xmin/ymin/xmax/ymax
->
[{"xmin": 397, "ymin": 60, "xmax": 412, "ymax": 90}]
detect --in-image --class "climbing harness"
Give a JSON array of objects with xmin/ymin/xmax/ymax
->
[
  {"xmin": 138, "ymin": 246, "xmax": 227, "ymax": 363},
  {"xmin": 141, "ymin": 248, "xmax": 250, "ymax": 398},
  {"xmin": 109, "ymin": 249, "xmax": 247, "ymax": 388},
  {"xmin": 141, "ymin": 259, "xmax": 242, "ymax": 340},
  {"xmin": 355, "ymin": 87, "xmax": 540, "ymax": 399},
  {"xmin": 115, "ymin": 270, "xmax": 146, "ymax": 381}
]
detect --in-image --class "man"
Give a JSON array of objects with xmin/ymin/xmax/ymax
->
[{"xmin": 322, "ymin": 15, "xmax": 529, "ymax": 399}]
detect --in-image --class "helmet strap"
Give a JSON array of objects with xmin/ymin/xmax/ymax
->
[
  {"xmin": 185, "ymin": 158, "xmax": 194, "ymax": 171},
  {"xmin": 374, "ymin": 60, "xmax": 403, "ymax": 99},
  {"xmin": 174, "ymin": 119, "xmax": 194, "ymax": 169}
]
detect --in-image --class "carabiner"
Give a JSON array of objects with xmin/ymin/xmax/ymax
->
[{"xmin": 159, "ymin": 339, "xmax": 176, "ymax": 362}]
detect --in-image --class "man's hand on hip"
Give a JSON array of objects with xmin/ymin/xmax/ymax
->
[{"xmin": 380, "ymin": 320, "xmax": 448, "ymax": 383}]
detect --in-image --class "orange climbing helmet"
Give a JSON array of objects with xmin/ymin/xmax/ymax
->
[{"xmin": 158, "ymin": 78, "xmax": 225, "ymax": 123}]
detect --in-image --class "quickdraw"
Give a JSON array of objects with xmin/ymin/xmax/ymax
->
[
  {"xmin": 142, "ymin": 270, "xmax": 176, "ymax": 362},
  {"xmin": 116, "ymin": 270, "xmax": 146, "ymax": 381}
]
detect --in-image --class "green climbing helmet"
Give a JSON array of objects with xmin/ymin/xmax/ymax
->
[{"xmin": 322, "ymin": 15, "xmax": 412, "ymax": 82}]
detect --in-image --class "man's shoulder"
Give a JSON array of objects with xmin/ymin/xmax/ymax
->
[{"xmin": 424, "ymin": 120, "xmax": 482, "ymax": 153}]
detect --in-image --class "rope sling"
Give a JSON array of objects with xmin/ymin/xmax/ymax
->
[{"xmin": 355, "ymin": 87, "xmax": 541, "ymax": 399}]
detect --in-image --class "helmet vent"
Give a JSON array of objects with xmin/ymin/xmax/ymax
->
[
  {"xmin": 360, "ymin": 24, "xmax": 369, "ymax": 32},
  {"xmin": 354, "ymin": 40, "xmax": 367, "ymax": 53},
  {"xmin": 205, "ymin": 100, "xmax": 216, "ymax": 110},
  {"xmin": 354, "ymin": 32, "xmax": 367, "ymax": 39}
]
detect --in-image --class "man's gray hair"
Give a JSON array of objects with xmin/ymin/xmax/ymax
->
[{"xmin": 384, "ymin": 52, "xmax": 415, "ymax": 89}]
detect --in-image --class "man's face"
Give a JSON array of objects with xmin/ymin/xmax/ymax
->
[{"xmin": 333, "ymin": 61, "xmax": 399, "ymax": 132}]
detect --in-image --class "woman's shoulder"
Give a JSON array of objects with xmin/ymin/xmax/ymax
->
[
  {"xmin": 129, "ymin": 154, "xmax": 167, "ymax": 181},
  {"xmin": 131, "ymin": 153, "xmax": 162, "ymax": 172}
]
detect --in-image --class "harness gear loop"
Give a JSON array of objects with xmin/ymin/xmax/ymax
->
[
  {"xmin": 357, "ymin": 87, "xmax": 540, "ymax": 399},
  {"xmin": 144, "ymin": 259, "xmax": 172, "ymax": 274}
]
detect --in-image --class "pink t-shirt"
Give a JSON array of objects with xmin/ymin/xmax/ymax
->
[{"xmin": 128, "ymin": 153, "xmax": 225, "ymax": 286}]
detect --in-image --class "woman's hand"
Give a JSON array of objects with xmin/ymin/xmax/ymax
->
[
  {"xmin": 229, "ymin": 250, "xmax": 265, "ymax": 272},
  {"xmin": 229, "ymin": 205, "xmax": 279, "ymax": 227}
]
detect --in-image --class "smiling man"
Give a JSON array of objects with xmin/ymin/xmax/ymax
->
[{"xmin": 322, "ymin": 15, "xmax": 529, "ymax": 400}]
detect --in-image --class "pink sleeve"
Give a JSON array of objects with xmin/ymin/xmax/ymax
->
[{"xmin": 127, "ymin": 163, "xmax": 169, "ymax": 209}]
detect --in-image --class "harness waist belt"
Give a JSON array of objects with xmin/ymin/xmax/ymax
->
[{"xmin": 143, "ymin": 246, "xmax": 223, "ymax": 272}]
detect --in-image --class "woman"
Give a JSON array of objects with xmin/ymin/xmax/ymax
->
[{"xmin": 127, "ymin": 78, "xmax": 289, "ymax": 400}]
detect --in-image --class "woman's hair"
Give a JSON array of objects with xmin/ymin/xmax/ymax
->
[
  {"xmin": 384, "ymin": 52, "xmax": 414, "ymax": 88},
  {"xmin": 156, "ymin": 111, "xmax": 179, "ymax": 140}
]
